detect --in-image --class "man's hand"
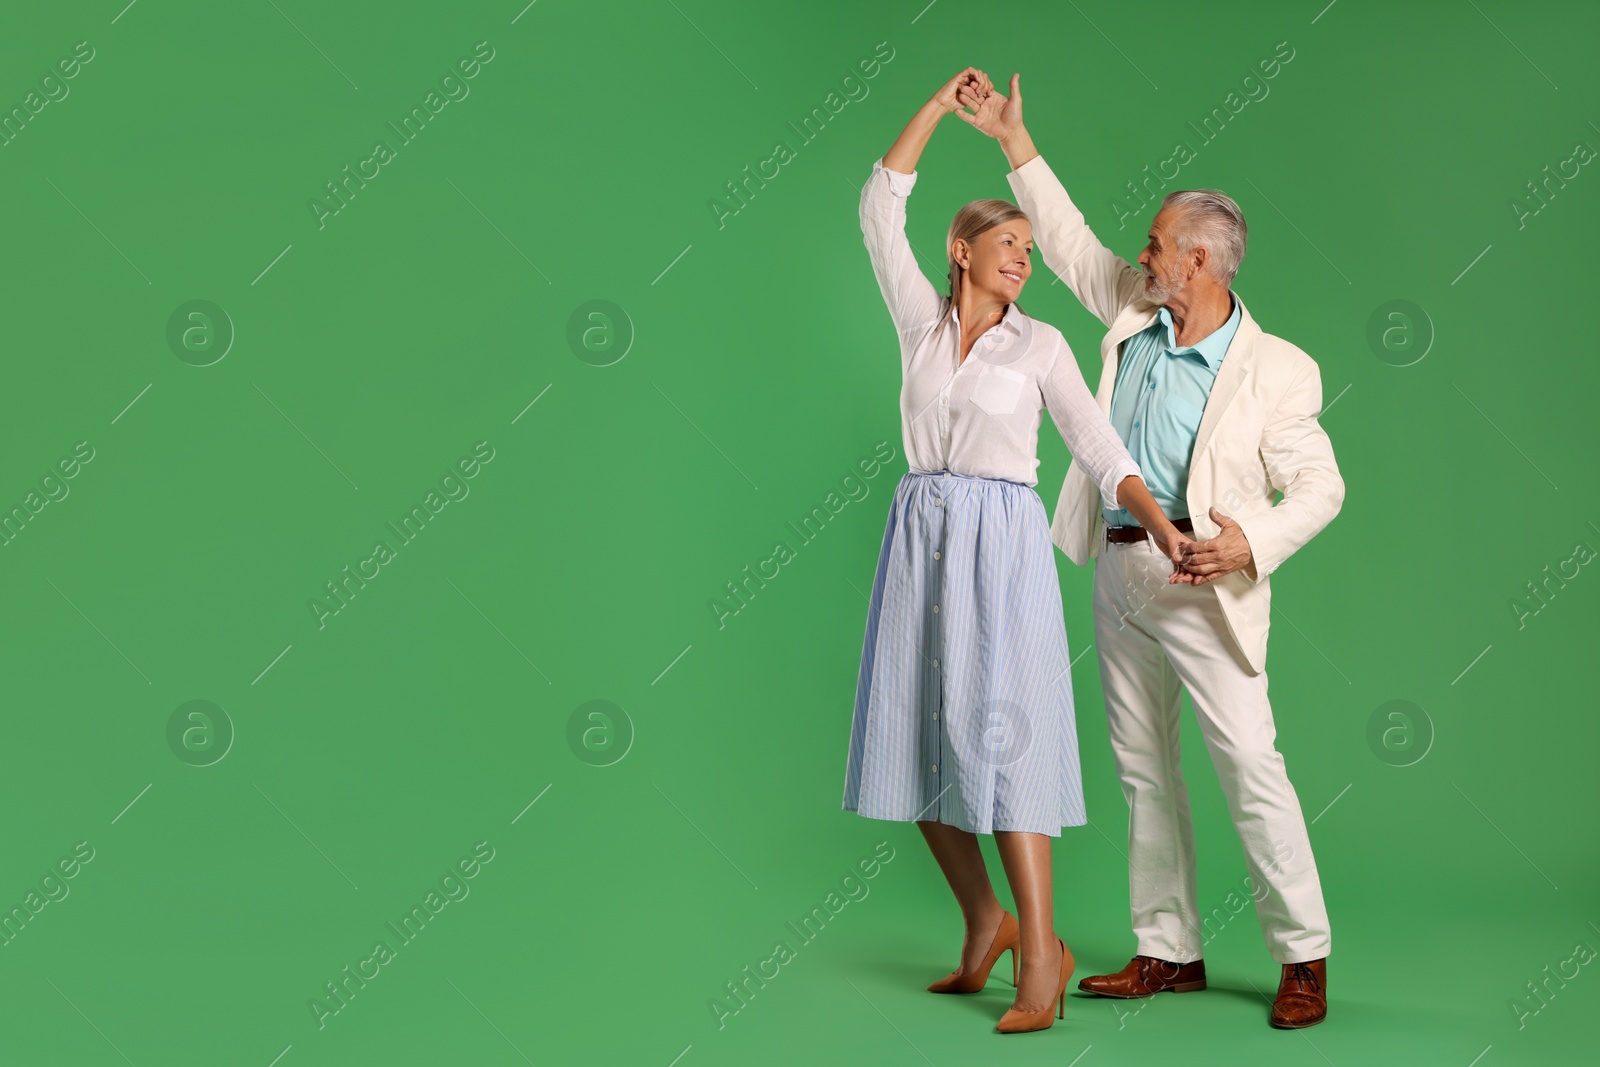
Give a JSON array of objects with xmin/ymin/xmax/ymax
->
[
  {"xmin": 1178, "ymin": 507, "xmax": 1257, "ymax": 585},
  {"xmin": 954, "ymin": 71, "xmax": 1022, "ymax": 141}
]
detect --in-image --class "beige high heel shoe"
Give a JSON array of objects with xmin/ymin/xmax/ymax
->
[
  {"xmin": 927, "ymin": 910, "xmax": 1020, "ymax": 994},
  {"xmin": 996, "ymin": 936, "xmax": 1075, "ymax": 1033}
]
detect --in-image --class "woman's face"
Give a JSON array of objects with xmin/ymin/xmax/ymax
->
[{"xmin": 955, "ymin": 219, "xmax": 1034, "ymax": 302}]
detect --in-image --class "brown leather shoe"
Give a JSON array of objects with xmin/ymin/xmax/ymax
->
[
  {"xmin": 1077, "ymin": 955, "xmax": 1206, "ymax": 998},
  {"xmin": 1270, "ymin": 958, "xmax": 1327, "ymax": 1028}
]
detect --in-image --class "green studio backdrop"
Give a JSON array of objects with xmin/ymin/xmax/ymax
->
[{"xmin": 0, "ymin": 1, "xmax": 1596, "ymax": 1065}]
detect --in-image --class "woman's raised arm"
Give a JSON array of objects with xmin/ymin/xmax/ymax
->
[
  {"xmin": 883, "ymin": 68, "xmax": 990, "ymax": 174},
  {"xmin": 860, "ymin": 71, "xmax": 993, "ymax": 342}
]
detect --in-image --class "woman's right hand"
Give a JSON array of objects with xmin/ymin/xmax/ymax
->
[{"xmin": 931, "ymin": 67, "xmax": 991, "ymax": 115}]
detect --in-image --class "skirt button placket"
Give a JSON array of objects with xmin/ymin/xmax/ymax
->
[{"xmin": 928, "ymin": 474, "xmax": 949, "ymax": 812}]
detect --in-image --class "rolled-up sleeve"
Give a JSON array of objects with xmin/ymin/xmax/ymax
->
[
  {"xmin": 1040, "ymin": 338, "xmax": 1143, "ymax": 511},
  {"xmin": 860, "ymin": 158, "xmax": 942, "ymax": 336}
]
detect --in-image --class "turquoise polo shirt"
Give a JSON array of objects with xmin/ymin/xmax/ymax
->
[{"xmin": 1103, "ymin": 294, "xmax": 1241, "ymax": 527}]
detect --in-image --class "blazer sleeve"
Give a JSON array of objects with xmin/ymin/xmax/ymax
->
[
  {"xmin": 1039, "ymin": 334, "xmax": 1142, "ymax": 511},
  {"xmin": 1006, "ymin": 155, "xmax": 1148, "ymax": 329},
  {"xmin": 1231, "ymin": 357, "xmax": 1345, "ymax": 581},
  {"xmin": 860, "ymin": 158, "xmax": 943, "ymax": 346}
]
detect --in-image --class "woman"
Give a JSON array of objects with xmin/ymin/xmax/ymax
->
[{"xmin": 840, "ymin": 69, "xmax": 1189, "ymax": 1034}]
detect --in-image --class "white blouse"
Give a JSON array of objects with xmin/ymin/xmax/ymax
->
[{"xmin": 859, "ymin": 157, "xmax": 1140, "ymax": 508}]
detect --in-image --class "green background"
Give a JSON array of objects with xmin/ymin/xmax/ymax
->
[{"xmin": 1, "ymin": 1, "xmax": 1596, "ymax": 1064}]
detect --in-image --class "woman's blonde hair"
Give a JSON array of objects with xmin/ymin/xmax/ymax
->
[{"xmin": 939, "ymin": 198, "xmax": 1030, "ymax": 331}]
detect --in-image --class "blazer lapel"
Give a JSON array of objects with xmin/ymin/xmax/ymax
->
[{"xmin": 1190, "ymin": 295, "xmax": 1261, "ymax": 461}]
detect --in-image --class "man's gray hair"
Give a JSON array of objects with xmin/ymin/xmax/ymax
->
[{"xmin": 1160, "ymin": 189, "xmax": 1248, "ymax": 283}]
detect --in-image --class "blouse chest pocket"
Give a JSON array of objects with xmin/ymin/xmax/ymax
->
[{"xmin": 969, "ymin": 363, "xmax": 1029, "ymax": 416}]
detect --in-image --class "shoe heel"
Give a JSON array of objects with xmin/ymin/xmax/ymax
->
[
  {"xmin": 1171, "ymin": 979, "xmax": 1206, "ymax": 993},
  {"xmin": 928, "ymin": 911, "xmax": 1019, "ymax": 995},
  {"xmin": 1057, "ymin": 937, "xmax": 1071, "ymax": 1019}
]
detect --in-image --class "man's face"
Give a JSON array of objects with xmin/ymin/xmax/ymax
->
[{"xmin": 1137, "ymin": 208, "xmax": 1189, "ymax": 305}]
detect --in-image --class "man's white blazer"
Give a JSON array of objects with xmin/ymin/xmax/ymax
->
[{"xmin": 1007, "ymin": 155, "xmax": 1344, "ymax": 674}]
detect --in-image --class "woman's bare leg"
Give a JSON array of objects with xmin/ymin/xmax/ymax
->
[
  {"xmin": 918, "ymin": 820, "xmax": 1008, "ymax": 976},
  {"xmin": 995, "ymin": 830, "xmax": 1062, "ymax": 1013}
]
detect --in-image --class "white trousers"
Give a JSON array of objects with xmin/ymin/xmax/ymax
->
[{"xmin": 1090, "ymin": 536, "xmax": 1331, "ymax": 965}]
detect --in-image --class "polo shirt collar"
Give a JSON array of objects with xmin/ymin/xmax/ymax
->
[{"xmin": 1154, "ymin": 293, "xmax": 1239, "ymax": 370}]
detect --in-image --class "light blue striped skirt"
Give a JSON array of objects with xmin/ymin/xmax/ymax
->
[{"xmin": 842, "ymin": 470, "xmax": 1086, "ymax": 837}]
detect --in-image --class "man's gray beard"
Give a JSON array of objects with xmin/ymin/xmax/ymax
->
[{"xmin": 1144, "ymin": 269, "xmax": 1186, "ymax": 305}]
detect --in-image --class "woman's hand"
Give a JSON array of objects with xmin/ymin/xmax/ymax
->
[
  {"xmin": 883, "ymin": 68, "xmax": 991, "ymax": 174},
  {"xmin": 932, "ymin": 67, "xmax": 991, "ymax": 115},
  {"xmin": 955, "ymin": 71, "xmax": 1024, "ymax": 140},
  {"xmin": 1113, "ymin": 476, "xmax": 1191, "ymax": 581},
  {"xmin": 1148, "ymin": 521, "xmax": 1198, "ymax": 584}
]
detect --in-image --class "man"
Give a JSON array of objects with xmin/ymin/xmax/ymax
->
[{"xmin": 956, "ymin": 73, "xmax": 1344, "ymax": 1029}]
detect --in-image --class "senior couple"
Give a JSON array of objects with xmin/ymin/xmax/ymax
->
[{"xmin": 840, "ymin": 68, "xmax": 1344, "ymax": 1034}]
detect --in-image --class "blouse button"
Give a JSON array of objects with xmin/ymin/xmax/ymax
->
[
  {"xmin": 933, "ymin": 551, "xmax": 941, "ymax": 560},
  {"xmin": 932, "ymin": 604, "xmax": 940, "ymax": 614}
]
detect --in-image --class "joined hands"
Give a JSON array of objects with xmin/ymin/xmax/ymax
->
[{"xmin": 936, "ymin": 67, "xmax": 1258, "ymax": 587}]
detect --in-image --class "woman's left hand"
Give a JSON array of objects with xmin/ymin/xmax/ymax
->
[
  {"xmin": 932, "ymin": 68, "xmax": 991, "ymax": 114},
  {"xmin": 1149, "ymin": 522, "xmax": 1197, "ymax": 584}
]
